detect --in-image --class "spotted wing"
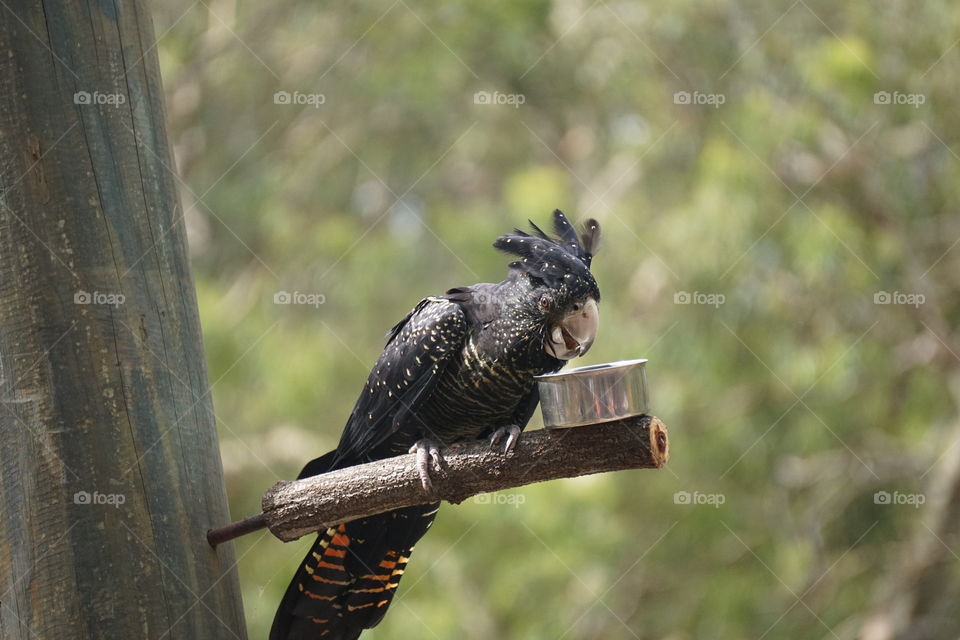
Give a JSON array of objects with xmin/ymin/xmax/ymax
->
[{"xmin": 332, "ymin": 297, "xmax": 468, "ymax": 465}]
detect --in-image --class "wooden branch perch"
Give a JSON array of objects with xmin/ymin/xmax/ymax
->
[{"xmin": 208, "ymin": 414, "xmax": 668, "ymax": 546}]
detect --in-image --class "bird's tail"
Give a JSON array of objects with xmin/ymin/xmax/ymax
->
[{"xmin": 270, "ymin": 451, "xmax": 440, "ymax": 640}]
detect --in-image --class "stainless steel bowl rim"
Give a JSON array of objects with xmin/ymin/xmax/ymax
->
[
  {"xmin": 534, "ymin": 358, "xmax": 648, "ymax": 381},
  {"xmin": 535, "ymin": 358, "xmax": 650, "ymax": 428}
]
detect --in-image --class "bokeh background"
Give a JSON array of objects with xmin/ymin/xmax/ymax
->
[{"xmin": 152, "ymin": 1, "xmax": 960, "ymax": 638}]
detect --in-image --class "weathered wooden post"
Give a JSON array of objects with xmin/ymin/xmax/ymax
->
[{"xmin": 0, "ymin": 2, "xmax": 247, "ymax": 638}]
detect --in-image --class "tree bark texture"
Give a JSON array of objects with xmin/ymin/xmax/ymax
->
[{"xmin": 0, "ymin": 2, "xmax": 247, "ymax": 638}]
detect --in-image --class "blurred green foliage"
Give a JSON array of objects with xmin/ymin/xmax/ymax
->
[{"xmin": 155, "ymin": 1, "xmax": 960, "ymax": 637}]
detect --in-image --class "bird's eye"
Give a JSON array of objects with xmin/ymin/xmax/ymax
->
[{"xmin": 572, "ymin": 302, "xmax": 581, "ymax": 311}]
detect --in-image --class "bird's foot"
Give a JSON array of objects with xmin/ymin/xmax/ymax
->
[
  {"xmin": 408, "ymin": 438, "xmax": 445, "ymax": 494},
  {"xmin": 489, "ymin": 424, "xmax": 521, "ymax": 454}
]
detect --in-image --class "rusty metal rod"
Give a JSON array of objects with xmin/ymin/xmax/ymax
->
[{"xmin": 207, "ymin": 512, "xmax": 268, "ymax": 547}]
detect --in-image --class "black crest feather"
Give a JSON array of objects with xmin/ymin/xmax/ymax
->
[{"xmin": 493, "ymin": 210, "xmax": 601, "ymax": 298}]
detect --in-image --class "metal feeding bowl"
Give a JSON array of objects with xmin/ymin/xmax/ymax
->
[{"xmin": 536, "ymin": 358, "xmax": 649, "ymax": 429}]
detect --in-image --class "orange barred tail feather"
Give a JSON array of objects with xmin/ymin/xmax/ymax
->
[{"xmin": 270, "ymin": 502, "xmax": 441, "ymax": 640}]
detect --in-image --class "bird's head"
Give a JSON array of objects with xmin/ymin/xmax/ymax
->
[{"xmin": 494, "ymin": 210, "xmax": 601, "ymax": 361}]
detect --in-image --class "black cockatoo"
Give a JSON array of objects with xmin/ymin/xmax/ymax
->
[{"xmin": 271, "ymin": 210, "xmax": 601, "ymax": 640}]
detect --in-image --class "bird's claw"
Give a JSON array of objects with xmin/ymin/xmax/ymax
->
[
  {"xmin": 489, "ymin": 424, "xmax": 521, "ymax": 454},
  {"xmin": 409, "ymin": 438, "xmax": 444, "ymax": 494}
]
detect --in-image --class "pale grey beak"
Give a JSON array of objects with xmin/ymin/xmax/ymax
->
[{"xmin": 545, "ymin": 297, "xmax": 599, "ymax": 360}]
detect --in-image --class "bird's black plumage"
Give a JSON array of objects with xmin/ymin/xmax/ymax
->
[{"xmin": 271, "ymin": 210, "xmax": 601, "ymax": 640}]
